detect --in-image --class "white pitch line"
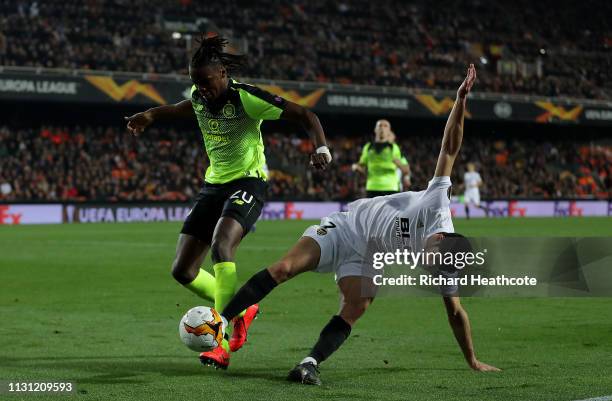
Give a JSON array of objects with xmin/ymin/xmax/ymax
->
[{"xmin": 572, "ymin": 396, "xmax": 612, "ymax": 401}]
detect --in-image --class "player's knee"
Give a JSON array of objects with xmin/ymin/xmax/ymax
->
[
  {"xmin": 268, "ymin": 259, "xmax": 295, "ymax": 283},
  {"xmin": 210, "ymin": 238, "xmax": 233, "ymax": 263},
  {"xmin": 171, "ymin": 258, "xmax": 196, "ymax": 284},
  {"xmin": 340, "ymin": 298, "xmax": 371, "ymax": 325}
]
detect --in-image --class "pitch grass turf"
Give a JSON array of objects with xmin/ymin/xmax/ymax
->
[{"xmin": 1, "ymin": 218, "xmax": 611, "ymax": 401}]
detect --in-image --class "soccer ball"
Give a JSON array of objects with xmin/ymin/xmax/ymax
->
[{"xmin": 179, "ymin": 306, "xmax": 225, "ymax": 352}]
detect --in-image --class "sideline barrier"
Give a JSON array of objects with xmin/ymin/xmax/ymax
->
[{"xmin": 0, "ymin": 201, "xmax": 610, "ymax": 225}]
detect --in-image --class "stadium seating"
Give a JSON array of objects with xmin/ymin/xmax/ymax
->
[
  {"xmin": 0, "ymin": 0, "xmax": 609, "ymax": 99},
  {"xmin": 0, "ymin": 125, "xmax": 609, "ymax": 202}
]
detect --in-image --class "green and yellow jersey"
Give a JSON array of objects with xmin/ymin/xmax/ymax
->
[
  {"xmin": 358, "ymin": 142, "xmax": 407, "ymax": 191},
  {"xmin": 190, "ymin": 79, "xmax": 286, "ymax": 184}
]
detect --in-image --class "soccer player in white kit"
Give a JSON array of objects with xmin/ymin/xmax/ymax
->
[
  {"xmin": 463, "ymin": 163, "xmax": 483, "ymax": 219},
  {"xmin": 220, "ymin": 65, "xmax": 500, "ymax": 384}
]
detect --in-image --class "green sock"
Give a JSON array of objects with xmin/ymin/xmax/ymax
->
[
  {"xmin": 213, "ymin": 262, "xmax": 238, "ymax": 312},
  {"xmin": 221, "ymin": 338, "xmax": 230, "ymax": 353},
  {"xmin": 184, "ymin": 269, "xmax": 216, "ymax": 303}
]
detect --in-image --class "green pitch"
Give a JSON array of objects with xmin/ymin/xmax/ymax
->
[{"xmin": 1, "ymin": 218, "xmax": 611, "ymax": 401}]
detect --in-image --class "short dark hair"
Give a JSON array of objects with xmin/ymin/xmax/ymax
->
[
  {"xmin": 190, "ymin": 34, "xmax": 246, "ymax": 72},
  {"xmin": 438, "ymin": 232, "xmax": 473, "ymax": 270},
  {"xmin": 439, "ymin": 233, "xmax": 472, "ymax": 252}
]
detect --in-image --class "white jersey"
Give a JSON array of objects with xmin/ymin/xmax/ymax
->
[
  {"xmin": 343, "ymin": 176, "xmax": 454, "ymax": 255},
  {"xmin": 463, "ymin": 171, "xmax": 481, "ymax": 192}
]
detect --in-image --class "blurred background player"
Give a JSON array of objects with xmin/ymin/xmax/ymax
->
[
  {"xmin": 125, "ymin": 35, "xmax": 331, "ymax": 369},
  {"xmin": 463, "ymin": 163, "xmax": 485, "ymax": 219},
  {"xmin": 352, "ymin": 119, "xmax": 410, "ymax": 197}
]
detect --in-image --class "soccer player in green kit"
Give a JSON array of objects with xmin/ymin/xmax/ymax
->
[
  {"xmin": 352, "ymin": 119, "xmax": 410, "ymax": 197},
  {"xmin": 125, "ymin": 35, "xmax": 331, "ymax": 369}
]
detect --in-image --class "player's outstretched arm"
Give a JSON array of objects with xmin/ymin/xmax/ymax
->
[
  {"xmin": 281, "ymin": 101, "xmax": 331, "ymax": 170},
  {"xmin": 443, "ymin": 296, "xmax": 501, "ymax": 372},
  {"xmin": 434, "ymin": 64, "xmax": 476, "ymax": 177},
  {"xmin": 124, "ymin": 99, "xmax": 195, "ymax": 136}
]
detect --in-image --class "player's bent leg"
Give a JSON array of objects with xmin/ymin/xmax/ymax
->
[
  {"xmin": 209, "ymin": 216, "xmax": 244, "ymax": 311},
  {"xmin": 288, "ymin": 276, "xmax": 373, "ymax": 385},
  {"xmin": 210, "ymin": 216, "xmax": 243, "ymax": 263},
  {"xmin": 307, "ymin": 276, "xmax": 373, "ymax": 363},
  {"xmin": 171, "ymin": 234, "xmax": 216, "ymax": 303},
  {"xmin": 268, "ymin": 236, "xmax": 322, "ymax": 283},
  {"xmin": 205, "ymin": 217, "xmax": 246, "ymax": 357},
  {"xmin": 222, "ymin": 236, "xmax": 321, "ymax": 321},
  {"xmin": 171, "ymin": 234, "xmax": 209, "ymax": 283},
  {"xmin": 223, "ymin": 236, "xmax": 320, "ymax": 352},
  {"xmin": 337, "ymin": 276, "xmax": 374, "ymax": 326}
]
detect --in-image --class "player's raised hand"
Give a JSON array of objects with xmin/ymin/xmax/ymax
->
[
  {"xmin": 124, "ymin": 111, "xmax": 154, "ymax": 136},
  {"xmin": 310, "ymin": 153, "xmax": 331, "ymax": 170},
  {"xmin": 310, "ymin": 146, "xmax": 332, "ymax": 170},
  {"xmin": 469, "ymin": 358, "xmax": 501, "ymax": 372},
  {"xmin": 457, "ymin": 64, "xmax": 477, "ymax": 100}
]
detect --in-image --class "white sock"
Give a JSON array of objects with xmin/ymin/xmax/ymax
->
[{"xmin": 300, "ymin": 356, "xmax": 317, "ymax": 366}]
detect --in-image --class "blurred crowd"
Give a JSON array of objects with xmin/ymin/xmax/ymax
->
[
  {"xmin": 1, "ymin": 124, "xmax": 609, "ymax": 202},
  {"xmin": 0, "ymin": 125, "xmax": 200, "ymax": 202},
  {"xmin": 0, "ymin": 0, "xmax": 610, "ymax": 99}
]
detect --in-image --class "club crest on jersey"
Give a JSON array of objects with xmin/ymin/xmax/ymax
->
[
  {"xmin": 222, "ymin": 103, "xmax": 236, "ymax": 118},
  {"xmin": 208, "ymin": 120, "xmax": 220, "ymax": 132}
]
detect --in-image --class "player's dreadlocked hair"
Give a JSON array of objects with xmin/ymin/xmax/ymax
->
[{"xmin": 190, "ymin": 34, "xmax": 246, "ymax": 72}]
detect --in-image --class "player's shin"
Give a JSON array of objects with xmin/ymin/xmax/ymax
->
[
  {"xmin": 221, "ymin": 268, "xmax": 278, "ymax": 321},
  {"xmin": 184, "ymin": 268, "xmax": 216, "ymax": 302},
  {"xmin": 304, "ymin": 315, "xmax": 352, "ymax": 365},
  {"xmin": 213, "ymin": 262, "xmax": 238, "ymax": 312}
]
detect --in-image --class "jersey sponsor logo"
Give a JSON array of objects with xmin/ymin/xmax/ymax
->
[
  {"xmin": 399, "ymin": 217, "xmax": 410, "ymax": 237},
  {"xmin": 222, "ymin": 103, "xmax": 236, "ymax": 118},
  {"xmin": 84, "ymin": 76, "xmax": 166, "ymax": 104},
  {"xmin": 204, "ymin": 133, "xmax": 228, "ymax": 142},
  {"xmin": 394, "ymin": 217, "xmax": 411, "ymax": 249},
  {"xmin": 394, "ymin": 217, "xmax": 410, "ymax": 249}
]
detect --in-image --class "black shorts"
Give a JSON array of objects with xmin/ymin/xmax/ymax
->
[
  {"xmin": 181, "ymin": 177, "xmax": 267, "ymax": 243},
  {"xmin": 366, "ymin": 190, "xmax": 398, "ymax": 198}
]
